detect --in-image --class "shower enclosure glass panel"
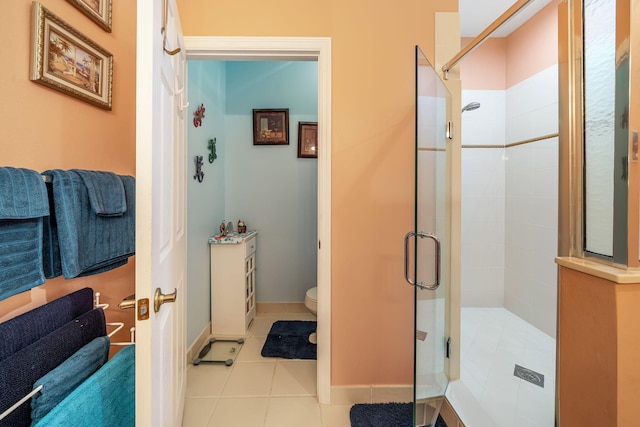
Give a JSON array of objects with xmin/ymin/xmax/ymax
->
[
  {"xmin": 412, "ymin": 46, "xmax": 450, "ymax": 426},
  {"xmin": 584, "ymin": 0, "xmax": 616, "ymax": 257}
]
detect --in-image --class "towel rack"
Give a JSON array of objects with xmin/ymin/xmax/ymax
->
[
  {"xmin": 95, "ymin": 292, "xmax": 135, "ymax": 346},
  {"xmin": 0, "ymin": 289, "xmax": 133, "ymax": 422},
  {"xmin": 0, "ymin": 385, "xmax": 43, "ymax": 421}
]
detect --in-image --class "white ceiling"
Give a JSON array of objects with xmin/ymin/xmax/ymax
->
[{"xmin": 459, "ymin": 0, "xmax": 553, "ymax": 37}]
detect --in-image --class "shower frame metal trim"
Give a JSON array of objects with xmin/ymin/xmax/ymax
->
[
  {"xmin": 560, "ymin": 0, "xmax": 640, "ymax": 267},
  {"xmin": 558, "ymin": 0, "xmax": 584, "ymax": 260},
  {"xmin": 441, "ymin": 0, "xmax": 535, "ymax": 79}
]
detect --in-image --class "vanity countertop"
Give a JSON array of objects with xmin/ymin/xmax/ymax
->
[{"xmin": 208, "ymin": 230, "xmax": 257, "ymax": 245}]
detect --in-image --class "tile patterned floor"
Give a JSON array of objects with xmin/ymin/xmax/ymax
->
[
  {"xmin": 184, "ymin": 307, "xmax": 556, "ymax": 426},
  {"xmin": 448, "ymin": 307, "xmax": 556, "ymax": 427},
  {"xmin": 182, "ymin": 312, "xmax": 353, "ymax": 427}
]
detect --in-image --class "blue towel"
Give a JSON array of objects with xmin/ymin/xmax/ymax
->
[
  {"xmin": 31, "ymin": 336, "xmax": 110, "ymax": 424},
  {"xmin": 32, "ymin": 345, "xmax": 135, "ymax": 427},
  {"xmin": 0, "ymin": 167, "xmax": 49, "ymax": 301},
  {"xmin": 42, "ymin": 182, "xmax": 61, "ymax": 279},
  {"xmin": 0, "ymin": 168, "xmax": 49, "ymax": 219},
  {"xmin": 0, "ymin": 308, "xmax": 106, "ymax": 427},
  {"xmin": 42, "ymin": 170, "xmax": 135, "ymax": 279},
  {"xmin": 72, "ymin": 170, "xmax": 126, "ymax": 217},
  {"xmin": 0, "ymin": 287, "xmax": 94, "ymax": 362}
]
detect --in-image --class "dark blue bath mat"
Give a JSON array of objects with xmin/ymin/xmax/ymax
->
[
  {"xmin": 260, "ymin": 320, "xmax": 316, "ymax": 359},
  {"xmin": 349, "ymin": 402, "xmax": 448, "ymax": 427}
]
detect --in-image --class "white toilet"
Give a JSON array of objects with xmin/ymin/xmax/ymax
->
[
  {"xmin": 304, "ymin": 286, "xmax": 317, "ymax": 315},
  {"xmin": 304, "ymin": 287, "xmax": 318, "ymax": 344}
]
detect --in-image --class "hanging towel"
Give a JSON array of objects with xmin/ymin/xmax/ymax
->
[
  {"xmin": 42, "ymin": 170, "xmax": 135, "ymax": 279},
  {"xmin": 30, "ymin": 336, "xmax": 110, "ymax": 424},
  {"xmin": 72, "ymin": 170, "xmax": 126, "ymax": 217},
  {"xmin": 0, "ymin": 308, "xmax": 106, "ymax": 427},
  {"xmin": 32, "ymin": 344, "xmax": 135, "ymax": 427},
  {"xmin": 0, "ymin": 287, "xmax": 94, "ymax": 363},
  {"xmin": 0, "ymin": 168, "xmax": 49, "ymax": 219},
  {"xmin": 0, "ymin": 167, "xmax": 49, "ymax": 301},
  {"xmin": 41, "ymin": 182, "xmax": 60, "ymax": 279}
]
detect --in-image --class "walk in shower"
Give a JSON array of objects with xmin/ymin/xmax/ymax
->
[
  {"xmin": 444, "ymin": 1, "xmax": 560, "ymax": 425},
  {"xmin": 457, "ymin": 83, "xmax": 558, "ymax": 425}
]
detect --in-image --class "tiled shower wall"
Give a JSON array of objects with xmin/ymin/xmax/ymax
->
[{"xmin": 461, "ymin": 65, "xmax": 558, "ymax": 337}]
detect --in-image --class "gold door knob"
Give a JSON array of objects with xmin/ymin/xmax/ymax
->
[{"xmin": 154, "ymin": 288, "xmax": 177, "ymax": 313}]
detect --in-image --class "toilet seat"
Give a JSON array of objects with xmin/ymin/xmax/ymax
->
[
  {"xmin": 304, "ymin": 286, "xmax": 318, "ymax": 315},
  {"xmin": 306, "ymin": 286, "xmax": 317, "ymax": 302}
]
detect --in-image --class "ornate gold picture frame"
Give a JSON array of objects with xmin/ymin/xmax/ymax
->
[
  {"xmin": 30, "ymin": 2, "xmax": 113, "ymax": 110},
  {"xmin": 67, "ymin": 0, "xmax": 112, "ymax": 32}
]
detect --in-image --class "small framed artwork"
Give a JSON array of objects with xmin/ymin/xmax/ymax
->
[
  {"xmin": 298, "ymin": 122, "xmax": 318, "ymax": 158},
  {"xmin": 253, "ymin": 109, "xmax": 289, "ymax": 145},
  {"xmin": 30, "ymin": 2, "xmax": 113, "ymax": 110},
  {"xmin": 66, "ymin": 0, "xmax": 112, "ymax": 32}
]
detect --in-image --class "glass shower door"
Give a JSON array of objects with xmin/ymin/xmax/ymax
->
[{"xmin": 406, "ymin": 46, "xmax": 451, "ymax": 426}]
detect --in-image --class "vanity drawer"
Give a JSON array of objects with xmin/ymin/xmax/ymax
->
[{"xmin": 245, "ymin": 235, "xmax": 257, "ymax": 257}]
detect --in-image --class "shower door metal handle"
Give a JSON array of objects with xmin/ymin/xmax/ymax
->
[{"xmin": 404, "ymin": 231, "xmax": 441, "ymax": 290}]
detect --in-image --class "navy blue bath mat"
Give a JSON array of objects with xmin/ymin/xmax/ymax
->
[
  {"xmin": 260, "ymin": 320, "xmax": 316, "ymax": 359},
  {"xmin": 349, "ymin": 402, "xmax": 448, "ymax": 427}
]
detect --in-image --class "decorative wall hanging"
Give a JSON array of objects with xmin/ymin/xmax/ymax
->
[
  {"xmin": 193, "ymin": 104, "xmax": 205, "ymax": 127},
  {"xmin": 208, "ymin": 138, "xmax": 217, "ymax": 163},
  {"xmin": 66, "ymin": 0, "xmax": 112, "ymax": 32},
  {"xmin": 253, "ymin": 109, "xmax": 289, "ymax": 145},
  {"xmin": 30, "ymin": 2, "xmax": 113, "ymax": 110},
  {"xmin": 193, "ymin": 156, "xmax": 204, "ymax": 182},
  {"xmin": 298, "ymin": 122, "xmax": 318, "ymax": 158}
]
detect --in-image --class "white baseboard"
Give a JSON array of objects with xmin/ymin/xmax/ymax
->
[
  {"xmin": 330, "ymin": 385, "xmax": 412, "ymax": 405},
  {"xmin": 256, "ymin": 302, "xmax": 307, "ymax": 314},
  {"xmin": 186, "ymin": 322, "xmax": 211, "ymax": 364}
]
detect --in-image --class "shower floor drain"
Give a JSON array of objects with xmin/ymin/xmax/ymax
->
[{"xmin": 514, "ymin": 364, "xmax": 544, "ymax": 388}]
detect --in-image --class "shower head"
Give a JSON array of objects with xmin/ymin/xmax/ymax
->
[{"xmin": 461, "ymin": 102, "xmax": 481, "ymax": 113}]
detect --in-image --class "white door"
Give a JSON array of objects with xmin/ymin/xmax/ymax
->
[{"xmin": 136, "ymin": 0, "xmax": 187, "ymax": 425}]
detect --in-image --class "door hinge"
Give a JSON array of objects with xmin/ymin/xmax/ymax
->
[{"xmin": 445, "ymin": 337, "xmax": 451, "ymax": 358}]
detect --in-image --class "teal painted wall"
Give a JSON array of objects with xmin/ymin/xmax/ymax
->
[
  {"xmin": 187, "ymin": 60, "xmax": 226, "ymax": 346},
  {"xmin": 186, "ymin": 60, "xmax": 318, "ymax": 347}
]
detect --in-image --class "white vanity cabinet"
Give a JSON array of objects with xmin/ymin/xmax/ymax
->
[{"xmin": 209, "ymin": 231, "xmax": 257, "ymax": 337}]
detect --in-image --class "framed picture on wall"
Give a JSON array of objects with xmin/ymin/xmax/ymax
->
[
  {"xmin": 253, "ymin": 109, "xmax": 289, "ymax": 145},
  {"xmin": 297, "ymin": 122, "xmax": 318, "ymax": 158},
  {"xmin": 66, "ymin": 0, "xmax": 112, "ymax": 32},
  {"xmin": 30, "ymin": 2, "xmax": 113, "ymax": 110}
]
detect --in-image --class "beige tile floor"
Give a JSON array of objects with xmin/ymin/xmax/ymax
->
[{"xmin": 182, "ymin": 312, "xmax": 353, "ymax": 427}]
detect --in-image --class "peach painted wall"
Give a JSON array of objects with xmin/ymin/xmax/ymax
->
[
  {"xmin": 460, "ymin": 0, "xmax": 559, "ymax": 91},
  {"xmin": 558, "ymin": 267, "xmax": 617, "ymax": 426},
  {"xmin": 460, "ymin": 37, "xmax": 506, "ymax": 90},
  {"xmin": 616, "ymin": 283, "xmax": 640, "ymax": 426},
  {"xmin": 0, "ymin": 1, "xmax": 137, "ymax": 351},
  {"xmin": 559, "ymin": 266, "xmax": 640, "ymax": 426},
  {"xmin": 506, "ymin": 0, "xmax": 560, "ymax": 88},
  {"xmin": 176, "ymin": 0, "xmax": 458, "ymax": 386}
]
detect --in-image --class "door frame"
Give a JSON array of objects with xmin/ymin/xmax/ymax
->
[{"xmin": 183, "ymin": 36, "xmax": 332, "ymax": 404}]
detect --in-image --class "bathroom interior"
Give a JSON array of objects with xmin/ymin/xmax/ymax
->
[
  {"xmin": 185, "ymin": 59, "xmax": 320, "ymax": 362},
  {"xmin": 2, "ymin": 0, "xmax": 638, "ymax": 424},
  {"xmin": 183, "ymin": 1, "xmax": 561, "ymax": 424},
  {"xmin": 181, "ymin": 0, "xmax": 639, "ymax": 423},
  {"xmin": 185, "ymin": 1, "xmax": 559, "ymax": 425}
]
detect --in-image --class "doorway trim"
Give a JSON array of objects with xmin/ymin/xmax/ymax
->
[{"xmin": 184, "ymin": 36, "xmax": 332, "ymax": 404}]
